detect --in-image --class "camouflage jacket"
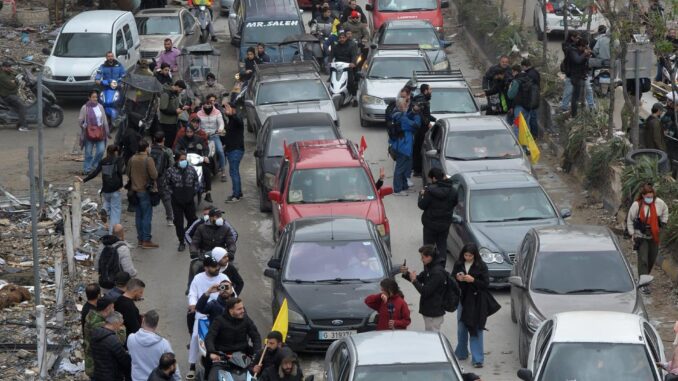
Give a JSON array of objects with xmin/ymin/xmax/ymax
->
[{"xmin": 83, "ymin": 310, "xmax": 127, "ymax": 376}]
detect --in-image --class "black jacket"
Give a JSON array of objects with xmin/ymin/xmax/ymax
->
[
  {"xmin": 413, "ymin": 93, "xmax": 436, "ymax": 126},
  {"xmin": 114, "ymin": 294, "xmax": 141, "ymax": 338},
  {"xmin": 223, "ymin": 114, "xmax": 245, "ymax": 152},
  {"xmin": 175, "ymin": 134, "xmax": 208, "ymax": 156},
  {"xmin": 452, "ymin": 260, "xmax": 496, "ymax": 336},
  {"xmin": 205, "ymin": 312, "xmax": 261, "ymax": 356},
  {"xmin": 524, "ymin": 67, "xmax": 541, "ymax": 89},
  {"xmin": 418, "ymin": 178, "xmax": 457, "ymax": 231},
  {"xmin": 259, "ymin": 347, "xmax": 304, "ymax": 381},
  {"xmin": 147, "ymin": 367, "xmax": 173, "ymax": 381},
  {"xmin": 83, "ymin": 156, "xmax": 125, "ymax": 193},
  {"xmin": 566, "ymin": 47, "xmax": 589, "ymax": 79},
  {"xmin": 331, "ymin": 40, "xmax": 357, "ymax": 64},
  {"xmin": 403, "ymin": 262, "xmax": 446, "ymax": 317},
  {"xmin": 340, "ymin": 5, "xmax": 367, "ymax": 23},
  {"xmin": 190, "ymin": 222, "xmax": 238, "ymax": 257},
  {"xmin": 251, "ymin": 346, "xmax": 280, "ymax": 375},
  {"xmin": 482, "ymin": 64, "xmax": 512, "ymax": 91},
  {"xmin": 90, "ymin": 327, "xmax": 131, "ymax": 381}
]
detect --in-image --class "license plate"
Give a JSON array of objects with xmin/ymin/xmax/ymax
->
[
  {"xmin": 560, "ymin": 20, "xmax": 581, "ymax": 27},
  {"xmin": 318, "ymin": 330, "xmax": 356, "ymax": 340}
]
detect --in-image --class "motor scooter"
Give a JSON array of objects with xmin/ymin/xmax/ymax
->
[
  {"xmin": 195, "ymin": 5, "xmax": 212, "ymax": 43},
  {"xmin": 99, "ymin": 79, "xmax": 121, "ymax": 129},
  {"xmin": 592, "ymin": 65, "xmax": 612, "ymax": 97},
  {"xmin": 0, "ymin": 68, "xmax": 64, "ymax": 128},
  {"xmin": 329, "ymin": 47, "xmax": 364, "ymax": 110}
]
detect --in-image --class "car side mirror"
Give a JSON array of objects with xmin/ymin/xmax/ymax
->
[
  {"xmin": 509, "ymin": 276, "xmax": 525, "ymax": 289},
  {"xmin": 370, "ymin": 43, "xmax": 377, "ymax": 49},
  {"xmin": 365, "ymin": 3, "xmax": 373, "ymax": 11},
  {"xmin": 116, "ymin": 48, "xmax": 128, "ymax": 57},
  {"xmin": 517, "ymin": 369, "xmax": 533, "ymax": 381},
  {"xmin": 264, "ymin": 268, "xmax": 277, "ymax": 278},
  {"xmin": 244, "ymin": 99, "xmax": 255, "ymax": 108},
  {"xmin": 560, "ymin": 208, "xmax": 572, "ymax": 219},
  {"xmin": 379, "ymin": 186, "xmax": 393, "ymax": 198},
  {"xmin": 425, "ymin": 149, "xmax": 438, "ymax": 158},
  {"xmin": 638, "ymin": 274, "xmax": 653, "ymax": 287},
  {"xmin": 441, "ymin": 0, "xmax": 450, "ymax": 8},
  {"xmin": 42, "ymin": 47, "xmax": 51, "ymax": 55},
  {"xmin": 268, "ymin": 190, "xmax": 281, "ymax": 203},
  {"xmin": 267, "ymin": 258, "xmax": 281, "ymax": 269},
  {"xmin": 452, "ymin": 214, "xmax": 463, "ymax": 224}
]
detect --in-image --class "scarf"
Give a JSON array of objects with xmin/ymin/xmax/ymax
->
[
  {"xmin": 86, "ymin": 101, "xmax": 99, "ymax": 127},
  {"xmin": 639, "ymin": 200, "xmax": 660, "ymax": 243}
]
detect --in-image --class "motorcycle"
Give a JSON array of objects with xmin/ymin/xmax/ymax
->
[
  {"xmin": 329, "ymin": 43, "xmax": 364, "ymax": 110},
  {"xmin": 0, "ymin": 66, "xmax": 64, "ymax": 128},
  {"xmin": 99, "ymin": 79, "xmax": 121, "ymax": 129},
  {"xmin": 195, "ymin": 5, "xmax": 212, "ymax": 43},
  {"xmin": 211, "ymin": 351, "xmax": 253, "ymax": 381},
  {"xmin": 186, "ymin": 139, "xmax": 216, "ymax": 206},
  {"xmin": 592, "ymin": 65, "xmax": 611, "ymax": 97}
]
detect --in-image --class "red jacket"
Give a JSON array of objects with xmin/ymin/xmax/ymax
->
[{"xmin": 364, "ymin": 293, "xmax": 411, "ymax": 330}]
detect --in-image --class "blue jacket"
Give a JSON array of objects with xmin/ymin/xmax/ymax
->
[
  {"xmin": 95, "ymin": 60, "xmax": 126, "ymax": 86},
  {"xmin": 389, "ymin": 111, "xmax": 420, "ymax": 157},
  {"xmin": 195, "ymin": 293, "xmax": 228, "ymax": 322}
]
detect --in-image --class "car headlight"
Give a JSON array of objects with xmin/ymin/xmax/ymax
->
[
  {"xmin": 479, "ymin": 247, "xmax": 504, "ymax": 264},
  {"xmin": 368, "ymin": 311, "xmax": 378, "ymax": 324},
  {"xmin": 42, "ymin": 66, "xmax": 53, "ymax": 79},
  {"xmin": 264, "ymin": 173, "xmax": 276, "ymax": 189},
  {"xmin": 526, "ymin": 307, "xmax": 544, "ymax": 332},
  {"xmin": 376, "ymin": 224, "xmax": 386, "ymax": 237},
  {"xmin": 289, "ymin": 308, "xmax": 307, "ymax": 325},
  {"xmin": 433, "ymin": 60, "xmax": 449, "ymax": 71},
  {"xmin": 361, "ymin": 94, "xmax": 385, "ymax": 105}
]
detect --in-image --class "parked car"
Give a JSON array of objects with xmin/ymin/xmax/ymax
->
[
  {"xmin": 244, "ymin": 61, "xmax": 338, "ymax": 136},
  {"xmin": 358, "ymin": 47, "xmax": 433, "ymax": 126},
  {"xmin": 446, "ymin": 170, "xmax": 570, "ymax": 286},
  {"xmin": 533, "ymin": 0, "xmax": 607, "ymax": 40},
  {"xmin": 255, "ymin": 112, "xmax": 342, "ymax": 212},
  {"xmin": 135, "ymin": 8, "xmax": 200, "ymax": 62},
  {"xmin": 517, "ymin": 311, "xmax": 665, "ymax": 381},
  {"xmin": 366, "ymin": 0, "xmax": 450, "ymax": 36},
  {"xmin": 509, "ymin": 225, "xmax": 652, "ymax": 366},
  {"xmin": 220, "ymin": 0, "xmax": 235, "ymax": 15},
  {"xmin": 406, "ymin": 70, "xmax": 482, "ymax": 121},
  {"xmin": 324, "ymin": 330, "xmax": 466, "ymax": 380},
  {"xmin": 269, "ymin": 139, "xmax": 393, "ymax": 246},
  {"xmin": 264, "ymin": 217, "xmax": 400, "ymax": 352},
  {"xmin": 43, "ymin": 10, "xmax": 141, "ymax": 97},
  {"xmin": 422, "ymin": 116, "xmax": 532, "ymax": 182},
  {"xmin": 371, "ymin": 20, "xmax": 451, "ymax": 71}
]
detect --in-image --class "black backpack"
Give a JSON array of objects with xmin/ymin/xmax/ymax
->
[
  {"xmin": 150, "ymin": 145, "xmax": 168, "ymax": 176},
  {"xmin": 442, "ymin": 271, "xmax": 461, "ymax": 313},
  {"xmin": 98, "ymin": 242, "xmax": 121, "ymax": 289},
  {"xmin": 385, "ymin": 102, "xmax": 404, "ymax": 140}
]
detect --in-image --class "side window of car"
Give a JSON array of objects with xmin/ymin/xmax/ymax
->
[
  {"xmin": 338, "ymin": 345, "xmax": 351, "ymax": 381},
  {"xmin": 182, "ymin": 11, "xmax": 195, "ymax": 32},
  {"xmin": 432, "ymin": 125, "xmax": 444, "ymax": 149},
  {"xmin": 278, "ymin": 161, "xmax": 289, "ymax": 193},
  {"xmin": 643, "ymin": 322, "xmax": 661, "ymax": 362},
  {"xmin": 534, "ymin": 320, "xmax": 553, "ymax": 370},
  {"xmin": 455, "ymin": 184, "xmax": 466, "ymax": 216},
  {"xmin": 115, "ymin": 30, "xmax": 125, "ymax": 55},
  {"xmin": 519, "ymin": 234, "xmax": 533, "ymax": 274},
  {"xmin": 331, "ymin": 343, "xmax": 348, "ymax": 378},
  {"xmin": 123, "ymin": 24, "xmax": 134, "ymax": 50}
]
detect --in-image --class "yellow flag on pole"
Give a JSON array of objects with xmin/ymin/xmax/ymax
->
[
  {"xmin": 271, "ymin": 298, "xmax": 289, "ymax": 342},
  {"xmin": 515, "ymin": 112, "xmax": 540, "ymax": 165}
]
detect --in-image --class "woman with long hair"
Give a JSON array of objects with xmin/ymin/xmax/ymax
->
[
  {"xmin": 78, "ymin": 90, "xmax": 109, "ymax": 175},
  {"xmin": 364, "ymin": 278, "xmax": 410, "ymax": 330}
]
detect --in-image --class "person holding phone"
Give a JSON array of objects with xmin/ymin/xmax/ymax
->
[
  {"xmin": 401, "ymin": 245, "xmax": 446, "ymax": 331},
  {"xmin": 364, "ymin": 278, "xmax": 410, "ymax": 330}
]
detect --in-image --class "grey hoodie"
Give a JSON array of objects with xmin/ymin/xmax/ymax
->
[{"xmin": 126, "ymin": 328, "xmax": 181, "ymax": 381}]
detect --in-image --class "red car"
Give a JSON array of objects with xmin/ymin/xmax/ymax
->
[
  {"xmin": 366, "ymin": 0, "xmax": 449, "ymax": 35},
  {"xmin": 268, "ymin": 139, "xmax": 393, "ymax": 246}
]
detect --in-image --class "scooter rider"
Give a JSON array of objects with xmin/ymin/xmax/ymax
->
[
  {"xmin": 95, "ymin": 51, "xmax": 126, "ymax": 87},
  {"xmin": 590, "ymin": 25, "xmax": 611, "ymax": 68},
  {"xmin": 197, "ymin": 95, "xmax": 227, "ymax": 183},
  {"xmin": 0, "ymin": 61, "xmax": 29, "ymax": 132},
  {"xmin": 197, "ymin": 73, "xmax": 227, "ymax": 102},
  {"xmin": 190, "ymin": 208, "xmax": 238, "ymax": 258},
  {"xmin": 342, "ymin": 11, "xmax": 370, "ymax": 44},
  {"xmin": 188, "ymin": 0, "xmax": 217, "ymax": 42},
  {"xmin": 175, "ymin": 117, "xmax": 214, "ymax": 203},
  {"xmin": 330, "ymin": 31, "xmax": 357, "ymax": 105}
]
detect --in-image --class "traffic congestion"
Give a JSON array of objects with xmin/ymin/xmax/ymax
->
[{"xmin": 2, "ymin": 0, "xmax": 678, "ymax": 380}]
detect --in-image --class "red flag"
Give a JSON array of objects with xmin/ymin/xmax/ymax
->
[{"xmin": 359, "ymin": 136, "xmax": 367, "ymax": 156}]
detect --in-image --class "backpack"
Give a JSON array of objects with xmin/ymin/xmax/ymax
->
[
  {"xmin": 442, "ymin": 271, "xmax": 461, "ymax": 313},
  {"xmin": 527, "ymin": 77, "xmax": 540, "ymax": 110},
  {"xmin": 560, "ymin": 57, "xmax": 570, "ymax": 76},
  {"xmin": 150, "ymin": 145, "xmax": 168, "ymax": 176},
  {"xmin": 98, "ymin": 243, "xmax": 121, "ymax": 289},
  {"xmin": 516, "ymin": 75, "xmax": 539, "ymax": 110},
  {"xmin": 385, "ymin": 102, "xmax": 404, "ymax": 140}
]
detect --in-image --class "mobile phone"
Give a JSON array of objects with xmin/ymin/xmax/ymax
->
[
  {"xmin": 457, "ymin": 272, "xmax": 464, "ymax": 277},
  {"xmin": 403, "ymin": 259, "xmax": 407, "ymax": 266}
]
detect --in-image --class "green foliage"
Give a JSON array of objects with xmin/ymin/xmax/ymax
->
[
  {"xmin": 562, "ymin": 108, "xmax": 609, "ymax": 173},
  {"xmin": 621, "ymin": 156, "xmax": 661, "ymax": 202},
  {"xmin": 585, "ymin": 137, "xmax": 629, "ymax": 188}
]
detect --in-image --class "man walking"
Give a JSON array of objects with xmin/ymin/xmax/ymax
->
[
  {"xmin": 96, "ymin": 224, "xmax": 137, "ymax": 290},
  {"xmin": 127, "ymin": 310, "xmax": 181, "ymax": 381},
  {"xmin": 114, "ymin": 278, "xmax": 146, "ymax": 338},
  {"xmin": 0, "ymin": 61, "xmax": 29, "ymax": 131},
  {"xmin": 90, "ymin": 311, "xmax": 132, "ymax": 381},
  {"xmin": 223, "ymin": 102, "xmax": 245, "ymax": 202},
  {"xmin": 158, "ymin": 80, "xmax": 188, "ymax": 149},
  {"xmin": 401, "ymin": 245, "xmax": 446, "ymax": 331},
  {"xmin": 150, "ymin": 132, "xmax": 175, "ymax": 226},
  {"xmin": 128, "ymin": 140, "xmax": 159, "ymax": 248},
  {"xmin": 166, "ymin": 151, "xmax": 200, "ymax": 252},
  {"xmin": 389, "ymin": 99, "xmax": 421, "ymax": 195},
  {"xmin": 644, "ymin": 103, "xmax": 667, "ymax": 151},
  {"xmin": 562, "ymin": 38, "xmax": 593, "ymax": 117},
  {"xmin": 418, "ymin": 168, "xmax": 457, "ymax": 266},
  {"xmin": 521, "ymin": 59, "xmax": 541, "ymax": 138},
  {"xmin": 81, "ymin": 283, "xmax": 100, "ymax": 333},
  {"xmin": 507, "ymin": 64, "xmax": 537, "ymax": 131}
]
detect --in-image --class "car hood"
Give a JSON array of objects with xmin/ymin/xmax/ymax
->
[
  {"xmin": 530, "ymin": 291, "xmax": 638, "ymax": 318},
  {"xmin": 284, "ymin": 201, "xmax": 382, "ymax": 225},
  {"xmin": 283, "ymin": 282, "xmax": 379, "ymax": 319},
  {"xmin": 140, "ymin": 35, "xmax": 181, "ymax": 54},
  {"xmin": 45, "ymin": 56, "xmax": 103, "ymax": 77},
  {"xmin": 470, "ymin": 218, "xmax": 562, "ymax": 254},
  {"xmin": 363, "ymin": 80, "xmax": 409, "ymax": 101},
  {"xmin": 444, "ymin": 157, "xmax": 530, "ymax": 177},
  {"xmin": 257, "ymin": 101, "xmax": 337, "ymax": 124}
]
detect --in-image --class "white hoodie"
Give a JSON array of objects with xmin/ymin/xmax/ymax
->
[{"xmin": 127, "ymin": 328, "xmax": 181, "ymax": 381}]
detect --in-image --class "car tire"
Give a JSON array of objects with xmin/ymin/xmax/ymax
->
[
  {"xmin": 259, "ymin": 188, "xmax": 272, "ymax": 213},
  {"xmin": 625, "ymin": 148, "xmax": 670, "ymax": 173},
  {"xmin": 510, "ymin": 299, "xmax": 517, "ymax": 323},
  {"xmin": 519, "ymin": 328, "xmax": 529, "ymax": 368}
]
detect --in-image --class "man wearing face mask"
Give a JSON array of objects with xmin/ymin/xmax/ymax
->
[
  {"xmin": 197, "ymin": 94, "xmax": 227, "ymax": 182},
  {"xmin": 185, "ymin": 206, "xmax": 212, "ymax": 247},
  {"xmin": 175, "ymin": 117, "xmax": 213, "ymax": 202},
  {"xmin": 190, "ymin": 208, "xmax": 238, "ymax": 259},
  {"xmin": 166, "ymin": 151, "xmax": 200, "ymax": 252},
  {"xmin": 197, "ymin": 73, "xmax": 226, "ymax": 101}
]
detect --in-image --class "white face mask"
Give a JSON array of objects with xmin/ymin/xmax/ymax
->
[
  {"xmin": 215, "ymin": 218, "xmax": 224, "ymax": 227},
  {"xmin": 203, "ymin": 215, "xmax": 209, "ymax": 222}
]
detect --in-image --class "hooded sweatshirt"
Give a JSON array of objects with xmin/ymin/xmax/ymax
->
[
  {"xmin": 127, "ymin": 328, "xmax": 181, "ymax": 381},
  {"xmin": 259, "ymin": 347, "xmax": 304, "ymax": 381},
  {"xmin": 417, "ymin": 178, "xmax": 458, "ymax": 232}
]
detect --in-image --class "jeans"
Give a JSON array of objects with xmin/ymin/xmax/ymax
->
[
  {"xmin": 1, "ymin": 94, "xmax": 27, "ymax": 127},
  {"xmin": 226, "ymin": 149, "xmax": 244, "ymax": 197},
  {"xmin": 83, "ymin": 140, "xmax": 105, "ymax": 174},
  {"xmin": 172, "ymin": 198, "xmax": 197, "ymax": 243},
  {"xmin": 455, "ymin": 305, "xmax": 485, "ymax": 364},
  {"xmin": 423, "ymin": 226, "xmax": 449, "ymax": 266},
  {"xmin": 102, "ymin": 191, "xmax": 121, "ymax": 234},
  {"xmin": 393, "ymin": 152, "xmax": 412, "ymax": 193},
  {"xmin": 528, "ymin": 108, "xmax": 539, "ymax": 138},
  {"xmin": 560, "ymin": 77, "xmax": 595, "ymax": 112},
  {"xmin": 134, "ymin": 191, "xmax": 153, "ymax": 242},
  {"xmin": 209, "ymin": 134, "xmax": 226, "ymax": 171},
  {"xmin": 570, "ymin": 77, "xmax": 584, "ymax": 117}
]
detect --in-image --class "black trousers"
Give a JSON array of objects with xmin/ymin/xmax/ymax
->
[
  {"xmin": 423, "ymin": 226, "xmax": 449, "ymax": 266},
  {"xmin": 570, "ymin": 77, "xmax": 584, "ymax": 117},
  {"xmin": 172, "ymin": 198, "xmax": 197, "ymax": 243},
  {"xmin": 412, "ymin": 124, "xmax": 427, "ymax": 175},
  {"xmin": 202, "ymin": 162, "xmax": 212, "ymax": 192},
  {"xmin": 2, "ymin": 95, "xmax": 27, "ymax": 127},
  {"xmin": 159, "ymin": 122, "xmax": 178, "ymax": 149}
]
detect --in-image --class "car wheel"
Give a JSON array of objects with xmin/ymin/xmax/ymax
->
[
  {"xmin": 259, "ymin": 188, "xmax": 272, "ymax": 213},
  {"xmin": 510, "ymin": 299, "xmax": 517, "ymax": 323},
  {"xmin": 518, "ymin": 328, "xmax": 529, "ymax": 367}
]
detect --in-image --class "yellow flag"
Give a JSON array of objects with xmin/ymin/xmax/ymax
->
[
  {"xmin": 271, "ymin": 298, "xmax": 289, "ymax": 342},
  {"xmin": 516, "ymin": 112, "xmax": 540, "ymax": 165}
]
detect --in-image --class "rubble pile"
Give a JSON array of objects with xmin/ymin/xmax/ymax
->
[
  {"xmin": 0, "ymin": 25, "xmax": 54, "ymax": 65},
  {"xmin": 0, "ymin": 185, "xmax": 104, "ymax": 380}
]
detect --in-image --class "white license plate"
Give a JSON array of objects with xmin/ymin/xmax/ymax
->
[
  {"xmin": 318, "ymin": 330, "xmax": 356, "ymax": 340},
  {"xmin": 560, "ymin": 20, "xmax": 581, "ymax": 27}
]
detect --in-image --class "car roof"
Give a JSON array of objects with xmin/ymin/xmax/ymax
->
[
  {"xmin": 383, "ymin": 19, "xmax": 434, "ymax": 29},
  {"xmin": 409, "ymin": 70, "xmax": 469, "ymax": 89},
  {"xmin": 63, "ymin": 10, "xmax": 129, "ymax": 33},
  {"xmin": 290, "ymin": 217, "xmax": 373, "ymax": 242},
  {"xmin": 455, "ymin": 170, "xmax": 539, "ymax": 190},
  {"xmin": 349, "ymin": 331, "xmax": 450, "ymax": 365},
  {"xmin": 291, "ymin": 139, "xmax": 362, "ymax": 169},
  {"xmin": 440, "ymin": 116, "xmax": 510, "ymax": 132},
  {"xmin": 267, "ymin": 113, "xmax": 335, "ymax": 128},
  {"xmin": 533, "ymin": 225, "xmax": 617, "ymax": 252},
  {"xmin": 373, "ymin": 49, "xmax": 427, "ymax": 58},
  {"xmin": 242, "ymin": 0, "xmax": 300, "ymax": 20},
  {"xmin": 551, "ymin": 311, "xmax": 645, "ymax": 344},
  {"xmin": 135, "ymin": 8, "xmax": 182, "ymax": 16}
]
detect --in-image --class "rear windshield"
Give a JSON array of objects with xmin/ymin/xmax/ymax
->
[
  {"xmin": 267, "ymin": 126, "xmax": 337, "ymax": 157},
  {"xmin": 242, "ymin": 20, "xmax": 302, "ymax": 44},
  {"xmin": 54, "ymin": 33, "xmax": 111, "ymax": 58},
  {"xmin": 367, "ymin": 57, "xmax": 429, "ymax": 79},
  {"xmin": 136, "ymin": 16, "xmax": 181, "ymax": 35},
  {"xmin": 257, "ymin": 79, "xmax": 329, "ymax": 105}
]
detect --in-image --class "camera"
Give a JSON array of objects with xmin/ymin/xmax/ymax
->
[
  {"xmin": 633, "ymin": 218, "xmax": 651, "ymax": 235},
  {"xmin": 218, "ymin": 283, "xmax": 231, "ymax": 292}
]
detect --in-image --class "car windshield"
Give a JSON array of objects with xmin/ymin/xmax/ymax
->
[
  {"xmin": 445, "ymin": 129, "xmax": 522, "ymax": 159},
  {"xmin": 530, "ymin": 251, "xmax": 635, "ymax": 294},
  {"xmin": 136, "ymin": 16, "xmax": 181, "ymax": 35},
  {"xmin": 287, "ymin": 167, "xmax": 376, "ymax": 203},
  {"xmin": 53, "ymin": 33, "xmax": 111, "ymax": 58},
  {"xmin": 469, "ymin": 187, "xmax": 556, "ymax": 222},
  {"xmin": 257, "ymin": 80, "xmax": 329, "ymax": 105},
  {"xmin": 377, "ymin": 0, "xmax": 438, "ymax": 11},
  {"xmin": 267, "ymin": 127, "xmax": 337, "ymax": 157},
  {"xmin": 354, "ymin": 363, "xmax": 460, "ymax": 381},
  {"xmin": 381, "ymin": 28, "xmax": 439, "ymax": 47},
  {"xmin": 242, "ymin": 22, "xmax": 302, "ymax": 44},
  {"xmin": 538, "ymin": 343, "xmax": 657, "ymax": 381},
  {"xmin": 283, "ymin": 240, "xmax": 385, "ymax": 282},
  {"xmin": 367, "ymin": 57, "xmax": 429, "ymax": 79},
  {"xmin": 430, "ymin": 88, "xmax": 478, "ymax": 114}
]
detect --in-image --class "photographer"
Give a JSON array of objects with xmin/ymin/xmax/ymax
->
[
  {"xmin": 418, "ymin": 167, "xmax": 457, "ymax": 266},
  {"xmin": 195, "ymin": 279, "xmax": 236, "ymax": 322},
  {"xmin": 412, "ymin": 84, "xmax": 436, "ymax": 177},
  {"xmin": 626, "ymin": 183, "xmax": 669, "ymax": 294},
  {"xmin": 566, "ymin": 38, "xmax": 592, "ymax": 117},
  {"xmin": 388, "ymin": 98, "xmax": 421, "ymax": 195}
]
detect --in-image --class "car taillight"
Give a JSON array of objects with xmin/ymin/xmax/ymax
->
[{"xmin": 545, "ymin": 2, "xmax": 555, "ymax": 13}]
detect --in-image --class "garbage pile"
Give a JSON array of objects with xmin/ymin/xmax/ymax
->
[
  {"xmin": 0, "ymin": 24, "xmax": 55, "ymax": 65},
  {"xmin": 0, "ymin": 184, "xmax": 105, "ymax": 380}
]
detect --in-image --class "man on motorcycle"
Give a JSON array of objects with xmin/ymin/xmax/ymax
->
[
  {"xmin": 342, "ymin": 11, "xmax": 370, "ymax": 44},
  {"xmin": 197, "ymin": 73, "xmax": 227, "ymax": 102},
  {"xmin": 156, "ymin": 38, "xmax": 181, "ymax": 73},
  {"xmin": 195, "ymin": 279, "xmax": 236, "ymax": 322},
  {"xmin": 197, "ymin": 95, "xmax": 227, "ymax": 183},
  {"xmin": 95, "ymin": 51, "xmax": 126, "ymax": 87},
  {"xmin": 330, "ymin": 32, "xmax": 358, "ymax": 105},
  {"xmin": 175, "ymin": 116, "xmax": 213, "ymax": 202},
  {"xmin": 0, "ymin": 61, "xmax": 29, "ymax": 132},
  {"xmin": 190, "ymin": 208, "xmax": 238, "ymax": 258},
  {"xmin": 189, "ymin": 0, "xmax": 217, "ymax": 42},
  {"xmin": 591, "ymin": 25, "xmax": 611, "ymax": 66},
  {"xmin": 340, "ymin": 0, "xmax": 367, "ymax": 23}
]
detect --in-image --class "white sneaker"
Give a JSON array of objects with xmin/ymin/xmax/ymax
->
[
  {"xmin": 393, "ymin": 191, "xmax": 408, "ymax": 196},
  {"xmin": 406, "ymin": 178, "xmax": 414, "ymax": 187}
]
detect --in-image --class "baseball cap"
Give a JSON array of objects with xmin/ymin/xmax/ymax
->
[
  {"xmin": 351, "ymin": 10, "xmax": 360, "ymax": 18},
  {"xmin": 208, "ymin": 207, "xmax": 223, "ymax": 217},
  {"xmin": 203, "ymin": 254, "xmax": 218, "ymax": 267}
]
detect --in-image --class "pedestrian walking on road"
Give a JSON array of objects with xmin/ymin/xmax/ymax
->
[
  {"xmin": 627, "ymin": 183, "xmax": 669, "ymax": 294},
  {"xmin": 644, "ymin": 103, "xmax": 667, "ymax": 151},
  {"xmin": 166, "ymin": 151, "xmax": 199, "ymax": 252},
  {"xmin": 0, "ymin": 61, "xmax": 29, "ymax": 131},
  {"xmin": 158, "ymin": 80, "xmax": 188, "ymax": 149},
  {"xmin": 90, "ymin": 311, "xmax": 132, "ymax": 381},
  {"xmin": 105, "ymin": 271, "xmax": 131, "ymax": 301},
  {"xmin": 127, "ymin": 310, "xmax": 181, "ymax": 381},
  {"xmin": 147, "ymin": 353, "xmax": 179, "ymax": 381},
  {"xmin": 114, "ymin": 278, "xmax": 146, "ymax": 338},
  {"xmin": 128, "ymin": 140, "xmax": 160, "ymax": 249},
  {"xmin": 97, "ymin": 225, "xmax": 137, "ymax": 292},
  {"xmin": 79, "ymin": 90, "xmax": 110, "ymax": 175},
  {"xmin": 418, "ymin": 167, "xmax": 457, "ymax": 266},
  {"xmin": 81, "ymin": 283, "xmax": 101, "ymax": 333},
  {"xmin": 222, "ymin": 102, "xmax": 245, "ymax": 202},
  {"xmin": 389, "ymin": 99, "xmax": 421, "ymax": 195},
  {"xmin": 364, "ymin": 278, "xmax": 411, "ymax": 330},
  {"xmin": 79, "ymin": 145, "xmax": 124, "ymax": 233},
  {"xmin": 150, "ymin": 132, "xmax": 176, "ymax": 226},
  {"xmin": 521, "ymin": 59, "xmax": 541, "ymax": 138},
  {"xmin": 400, "ymin": 245, "xmax": 446, "ymax": 331}
]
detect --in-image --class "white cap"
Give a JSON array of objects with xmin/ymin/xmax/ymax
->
[
  {"xmin": 666, "ymin": 91, "xmax": 677, "ymax": 103},
  {"xmin": 210, "ymin": 247, "xmax": 228, "ymax": 263}
]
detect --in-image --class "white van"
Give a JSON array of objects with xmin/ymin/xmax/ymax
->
[{"xmin": 43, "ymin": 10, "xmax": 141, "ymax": 97}]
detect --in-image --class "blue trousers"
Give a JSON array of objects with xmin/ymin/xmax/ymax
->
[
  {"xmin": 209, "ymin": 134, "xmax": 226, "ymax": 171},
  {"xmin": 102, "ymin": 190, "xmax": 121, "ymax": 234},
  {"xmin": 393, "ymin": 153, "xmax": 412, "ymax": 193},
  {"xmin": 135, "ymin": 191, "xmax": 153, "ymax": 242},
  {"xmin": 226, "ymin": 149, "xmax": 244, "ymax": 197},
  {"xmin": 455, "ymin": 304, "xmax": 485, "ymax": 365},
  {"xmin": 560, "ymin": 77, "xmax": 595, "ymax": 111},
  {"xmin": 83, "ymin": 140, "xmax": 105, "ymax": 174}
]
